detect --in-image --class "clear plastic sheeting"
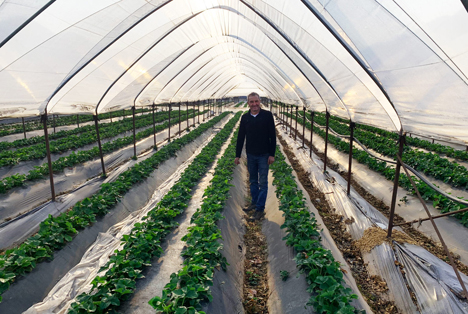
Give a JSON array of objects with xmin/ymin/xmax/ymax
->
[
  {"xmin": 25, "ymin": 127, "xmax": 221, "ymax": 314},
  {"xmin": 0, "ymin": 115, "xmax": 231, "ymax": 314},
  {"xmin": 1, "ymin": 0, "xmax": 468, "ymax": 143},
  {"xmin": 278, "ymin": 126, "xmax": 468, "ymax": 313}
]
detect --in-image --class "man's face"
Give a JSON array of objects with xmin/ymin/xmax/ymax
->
[{"xmin": 248, "ymin": 95, "xmax": 261, "ymax": 114}]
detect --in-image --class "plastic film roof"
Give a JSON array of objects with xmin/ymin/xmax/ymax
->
[{"xmin": 1, "ymin": 0, "xmax": 468, "ymax": 144}]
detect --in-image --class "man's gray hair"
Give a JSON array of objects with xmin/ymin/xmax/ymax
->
[{"xmin": 247, "ymin": 92, "xmax": 260, "ymax": 100}]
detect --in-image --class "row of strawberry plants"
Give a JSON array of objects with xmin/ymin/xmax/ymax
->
[
  {"xmin": 149, "ymin": 125, "xmax": 239, "ymax": 313},
  {"xmin": 68, "ymin": 112, "xmax": 242, "ymax": 314},
  {"xmin": 0, "ymin": 108, "xmax": 152, "ymax": 137},
  {"xmin": 299, "ymin": 112, "xmax": 468, "ymax": 190},
  {"xmin": 326, "ymin": 112, "xmax": 468, "ymax": 162},
  {"xmin": 270, "ymin": 146, "xmax": 359, "ymax": 314},
  {"xmin": 284, "ymin": 113, "xmax": 468, "ymax": 226},
  {"xmin": 0, "ymin": 109, "xmax": 168, "ymax": 151},
  {"xmin": 0, "ymin": 110, "xmax": 193, "ymax": 167},
  {"xmin": 234, "ymin": 101, "xmax": 244, "ymax": 107},
  {"xmin": 0, "ymin": 112, "xmax": 230, "ymax": 302},
  {"xmin": 0, "ymin": 110, "xmax": 206, "ymax": 194}
]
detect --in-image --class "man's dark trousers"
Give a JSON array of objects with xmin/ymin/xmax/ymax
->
[{"xmin": 247, "ymin": 153, "xmax": 269, "ymax": 212}]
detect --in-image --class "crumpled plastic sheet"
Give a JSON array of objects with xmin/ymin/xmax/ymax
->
[
  {"xmin": 278, "ymin": 126, "xmax": 468, "ymax": 313},
  {"xmin": 0, "ymin": 117, "xmax": 213, "ymax": 249},
  {"xmin": 23, "ymin": 116, "xmax": 233, "ymax": 314}
]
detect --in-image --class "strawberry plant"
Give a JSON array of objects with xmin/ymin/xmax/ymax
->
[
  {"xmin": 0, "ymin": 110, "xmax": 205, "ymax": 194},
  {"xmin": 0, "ymin": 112, "xmax": 230, "ymax": 302},
  {"xmin": 149, "ymin": 125, "xmax": 239, "ymax": 313},
  {"xmin": 270, "ymin": 147, "xmax": 360, "ymax": 314},
  {"xmin": 286, "ymin": 112, "xmax": 468, "ymax": 226},
  {"xmin": 68, "ymin": 112, "xmax": 242, "ymax": 313}
]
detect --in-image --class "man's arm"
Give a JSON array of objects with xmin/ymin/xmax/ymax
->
[
  {"xmin": 235, "ymin": 115, "xmax": 246, "ymax": 164},
  {"xmin": 267, "ymin": 111, "xmax": 276, "ymax": 160}
]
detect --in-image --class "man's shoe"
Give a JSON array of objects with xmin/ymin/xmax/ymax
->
[
  {"xmin": 249, "ymin": 211, "xmax": 265, "ymax": 221},
  {"xmin": 243, "ymin": 204, "xmax": 256, "ymax": 212}
]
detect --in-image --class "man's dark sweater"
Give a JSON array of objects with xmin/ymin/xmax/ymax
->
[{"xmin": 236, "ymin": 109, "xmax": 276, "ymax": 158}]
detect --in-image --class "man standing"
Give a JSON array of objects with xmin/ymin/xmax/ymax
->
[{"xmin": 235, "ymin": 92, "xmax": 276, "ymax": 221}]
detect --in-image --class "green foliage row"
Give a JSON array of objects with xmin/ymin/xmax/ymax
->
[
  {"xmin": 0, "ymin": 110, "xmax": 195, "ymax": 167},
  {"xmin": 234, "ymin": 101, "xmax": 244, "ymax": 107},
  {"xmin": 0, "ymin": 110, "xmax": 203, "ymax": 194},
  {"xmin": 286, "ymin": 112, "xmax": 468, "ymax": 226},
  {"xmin": 324, "ymin": 112, "xmax": 468, "ymax": 162},
  {"xmin": 0, "ymin": 112, "xmax": 230, "ymax": 303},
  {"xmin": 68, "ymin": 112, "xmax": 242, "ymax": 313},
  {"xmin": 309, "ymin": 112, "xmax": 468, "ymax": 189},
  {"xmin": 270, "ymin": 147, "xmax": 360, "ymax": 314},
  {"xmin": 0, "ymin": 109, "xmax": 163, "ymax": 151},
  {"xmin": 0, "ymin": 108, "xmax": 151, "ymax": 137},
  {"xmin": 149, "ymin": 124, "xmax": 239, "ymax": 314}
]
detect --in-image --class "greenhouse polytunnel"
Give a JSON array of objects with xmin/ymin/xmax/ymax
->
[{"xmin": 1, "ymin": 0, "xmax": 468, "ymax": 313}]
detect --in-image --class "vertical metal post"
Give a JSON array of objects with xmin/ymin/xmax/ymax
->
[
  {"xmin": 295, "ymin": 106, "xmax": 298, "ymax": 141},
  {"xmin": 387, "ymin": 132, "xmax": 405, "ymax": 237},
  {"xmin": 192, "ymin": 102, "xmax": 195, "ymax": 126},
  {"xmin": 110, "ymin": 111, "xmax": 112, "ymax": 123},
  {"xmin": 347, "ymin": 122, "xmax": 355, "ymax": 195},
  {"xmin": 302, "ymin": 107, "xmax": 305, "ymax": 148},
  {"xmin": 53, "ymin": 114, "xmax": 56, "ymax": 134},
  {"xmin": 197, "ymin": 101, "xmax": 200, "ymax": 124},
  {"xmin": 152, "ymin": 104, "xmax": 157, "ymax": 149},
  {"xmin": 168, "ymin": 103, "xmax": 171, "ymax": 142},
  {"xmin": 323, "ymin": 111, "xmax": 330, "ymax": 173},
  {"xmin": 178, "ymin": 103, "xmax": 181, "ymax": 135},
  {"xmin": 132, "ymin": 106, "xmax": 137, "ymax": 158},
  {"xmin": 203, "ymin": 100, "xmax": 205, "ymax": 121},
  {"xmin": 42, "ymin": 113, "xmax": 55, "ymax": 201},
  {"xmin": 310, "ymin": 111, "xmax": 314, "ymax": 157},
  {"xmin": 94, "ymin": 115, "xmax": 106, "ymax": 177},
  {"xmin": 186, "ymin": 102, "xmax": 189, "ymax": 128},
  {"xmin": 22, "ymin": 117, "xmax": 26, "ymax": 139}
]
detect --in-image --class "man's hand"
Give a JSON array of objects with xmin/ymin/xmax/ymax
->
[
  {"xmin": 234, "ymin": 157, "xmax": 240, "ymax": 165},
  {"xmin": 268, "ymin": 156, "xmax": 275, "ymax": 165}
]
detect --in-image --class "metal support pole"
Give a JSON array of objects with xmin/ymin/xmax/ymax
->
[
  {"xmin": 168, "ymin": 103, "xmax": 171, "ymax": 142},
  {"xmin": 387, "ymin": 133, "xmax": 405, "ymax": 238},
  {"xmin": 310, "ymin": 111, "xmax": 314, "ymax": 157},
  {"xmin": 186, "ymin": 102, "xmax": 189, "ymax": 129},
  {"xmin": 110, "ymin": 111, "xmax": 112, "ymax": 122},
  {"xmin": 302, "ymin": 107, "xmax": 305, "ymax": 148},
  {"xmin": 132, "ymin": 106, "xmax": 137, "ymax": 158},
  {"xmin": 394, "ymin": 207, "xmax": 468, "ymax": 226},
  {"xmin": 396, "ymin": 153, "xmax": 468, "ymax": 300},
  {"xmin": 94, "ymin": 115, "xmax": 106, "ymax": 177},
  {"xmin": 324, "ymin": 111, "xmax": 330, "ymax": 172},
  {"xmin": 178, "ymin": 103, "xmax": 181, "ymax": 135},
  {"xmin": 347, "ymin": 122, "xmax": 355, "ymax": 195},
  {"xmin": 152, "ymin": 104, "xmax": 157, "ymax": 149},
  {"xmin": 295, "ymin": 106, "xmax": 298, "ymax": 141},
  {"xmin": 53, "ymin": 114, "xmax": 56, "ymax": 134},
  {"xmin": 22, "ymin": 117, "xmax": 26, "ymax": 139},
  {"xmin": 42, "ymin": 113, "xmax": 55, "ymax": 201},
  {"xmin": 192, "ymin": 103, "xmax": 195, "ymax": 126},
  {"xmin": 197, "ymin": 101, "xmax": 200, "ymax": 124},
  {"xmin": 203, "ymin": 100, "xmax": 205, "ymax": 121}
]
